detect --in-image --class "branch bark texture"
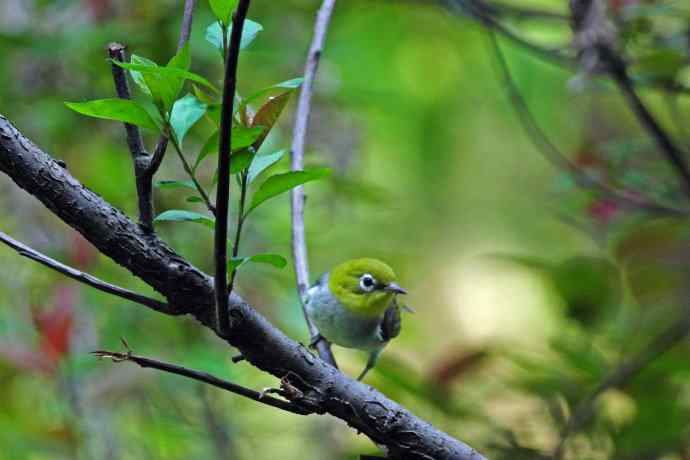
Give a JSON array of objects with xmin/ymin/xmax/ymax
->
[{"xmin": 0, "ymin": 113, "xmax": 485, "ymax": 460}]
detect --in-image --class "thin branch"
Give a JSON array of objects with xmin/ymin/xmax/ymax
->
[
  {"xmin": 552, "ymin": 314, "xmax": 690, "ymax": 459},
  {"xmin": 168, "ymin": 130, "xmax": 216, "ymax": 214},
  {"xmin": 486, "ymin": 31, "xmax": 689, "ymax": 216},
  {"xmin": 215, "ymin": 0, "xmax": 252, "ymax": 336},
  {"xmin": 147, "ymin": 0, "xmax": 198, "ymax": 177},
  {"xmin": 92, "ymin": 347, "xmax": 311, "ymax": 415},
  {"xmin": 597, "ymin": 44, "xmax": 690, "ymax": 200},
  {"xmin": 108, "ymin": 43, "xmax": 155, "ymax": 232},
  {"xmin": 445, "ymin": 0, "xmax": 575, "ymax": 68},
  {"xmin": 290, "ymin": 0, "xmax": 339, "ymax": 369},
  {"xmin": 177, "ymin": 0, "xmax": 196, "ymax": 52},
  {"xmin": 0, "ymin": 231, "xmax": 169, "ymax": 312},
  {"xmin": 228, "ymin": 171, "xmax": 248, "ymax": 293}
]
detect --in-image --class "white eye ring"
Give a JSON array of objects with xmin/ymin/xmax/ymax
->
[{"xmin": 359, "ymin": 273, "xmax": 377, "ymax": 292}]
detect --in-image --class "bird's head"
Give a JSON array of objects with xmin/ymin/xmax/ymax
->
[{"xmin": 329, "ymin": 258, "xmax": 406, "ymax": 316}]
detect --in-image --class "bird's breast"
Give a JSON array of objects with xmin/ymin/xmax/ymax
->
[{"xmin": 306, "ymin": 284, "xmax": 385, "ymax": 351}]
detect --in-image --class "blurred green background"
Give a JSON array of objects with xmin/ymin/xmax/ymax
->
[{"xmin": 2, "ymin": 0, "xmax": 690, "ymax": 458}]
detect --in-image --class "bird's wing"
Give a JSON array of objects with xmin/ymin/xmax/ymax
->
[{"xmin": 379, "ymin": 303, "xmax": 401, "ymax": 342}]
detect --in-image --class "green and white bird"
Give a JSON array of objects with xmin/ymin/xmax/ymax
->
[{"xmin": 305, "ymin": 258, "xmax": 409, "ymax": 381}]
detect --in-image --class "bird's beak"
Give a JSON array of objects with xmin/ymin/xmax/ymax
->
[{"xmin": 384, "ymin": 283, "xmax": 407, "ymax": 295}]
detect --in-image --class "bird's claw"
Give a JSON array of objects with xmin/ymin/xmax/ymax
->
[{"xmin": 308, "ymin": 333, "xmax": 324, "ymax": 349}]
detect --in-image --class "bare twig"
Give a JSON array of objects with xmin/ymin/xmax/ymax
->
[
  {"xmin": 290, "ymin": 0, "xmax": 339, "ymax": 369},
  {"xmin": 108, "ymin": 43, "xmax": 155, "ymax": 232},
  {"xmin": 552, "ymin": 314, "xmax": 690, "ymax": 459},
  {"xmin": 92, "ymin": 345, "xmax": 311, "ymax": 415},
  {"xmin": 215, "ymin": 0, "xmax": 252, "ymax": 336},
  {"xmin": 597, "ymin": 44, "xmax": 690, "ymax": 200},
  {"xmin": 147, "ymin": 0, "xmax": 198, "ymax": 177},
  {"xmin": 445, "ymin": 0, "xmax": 575, "ymax": 68},
  {"xmin": 0, "ymin": 231, "xmax": 169, "ymax": 312},
  {"xmin": 486, "ymin": 31, "xmax": 689, "ymax": 216}
]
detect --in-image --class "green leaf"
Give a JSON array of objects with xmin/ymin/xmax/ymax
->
[
  {"xmin": 248, "ymin": 149, "xmax": 286, "ymax": 183},
  {"xmin": 154, "ymin": 210, "xmax": 215, "ymax": 228},
  {"xmin": 113, "ymin": 61, "xmax": 218, "ymax": 93},
  {"xmin": 228, "ymin": 253, "xmax": 288, "ymax": 273},
  {"xmin": 170, "ymin": 94, "xmax": 207, "ymax": 145},
  {"xmin": 129, "ymin": 54, "xmax": 157, "ymax": 95},
  {"xmin": 186, "ymin": 196, "xmax": 204, "ymax": 203},
  {"xmin": 240, "ymin": 78, "xmax": 303, "ymax": 109},
  {"xmin": 230, "ymin": 149, "xmax": 254, "ymax": 174},
  {"xmin": 155, "ymin": 180, "xmax": 197, "ymax": 191},
  {"xmin": 65, "ymin": 99, "xmax": 159, "ymax": 131},
  {"xmin": 209, "ymin": 0, "xmax": 238, "ymax": 24},
  {"xmin": 205, "ymin": 19, "xmax": 263, "ymax": 56},
  {"xmin": 193, "ymin": 126, "xmax": 265, "ymax": 170},
  {"xmin": 167, "ymin": 42, "xmax": 191, "ymax": 70},
  {"xmin": 250, "ymin": 91, "xmax": 292, "ymax": 149},
  {"xmin": 247, "ymin": 168, "xmax": 331, "ymax": 215}
]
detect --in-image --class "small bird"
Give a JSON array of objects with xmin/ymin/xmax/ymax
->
[{"xmin": 305, "ymin": 258, "xmax": 409, "ymax": 381}]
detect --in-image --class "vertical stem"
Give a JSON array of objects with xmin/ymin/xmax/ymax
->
[
  {"xmin": 228, "ymin": 171, "xmax": 248, "ymax": 292},
  {"xmin": 290, "ymin": 0, "xmax": 338, "ymax": 368},
  {"xmin": 214, "ymin": 0, "xmax": 252, "ymax": 336}
]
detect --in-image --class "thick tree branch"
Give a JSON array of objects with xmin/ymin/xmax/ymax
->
[
  {"xmin": 108, "ymin": 43, "xmax": 155, "ymax": 232},
  {"xmin": 552, "ymin": 314, "xmax": 690, "ymax": 459},
  {"xmin": 290, "ymin": 0, "xmax": 338, "ymax": 369},
  {"xmin": 215, "ymin": 0, "xmax": 251, "ymax": 336},
  {"xmin": 0, "ymin": 231, "xmax": 169, "ymax": 312},
  {"xmin": 0, "ymin": 113, "xmax": 485, "ymax": 459},
  {"xmin": 92, "ymin": 345, "xmax": 310, "ymax": 415}
]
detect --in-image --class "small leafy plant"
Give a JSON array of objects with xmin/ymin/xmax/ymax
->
[{"xmin": 65, "ymin": 8, "xmax": 330, "ymax": 284}]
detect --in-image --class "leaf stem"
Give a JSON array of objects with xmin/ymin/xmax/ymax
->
[
  {"xmin": 167, "ymin": 126, "xmax": 216, "ymax": 215},
  {"xmin": 228, "ymin": 169, "xmax": 249, "ymax": 292}
]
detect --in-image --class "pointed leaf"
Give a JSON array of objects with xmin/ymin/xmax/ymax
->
[
  {"xmin": 194, "ymin": 126, "xmax": 265, "ymax": 169},
  {"xmin": 113, "ymin": 61, "xmax": 218, "ymax": 93},
  {"xmin": 250, "ymin": 91, "xmax": 292, "ymax": 149},
  {"xmin": 186, "ymin": 196, "xmax": 204, "ymax": 203},
  {"xmin": 248, "ymin": 149, "xmax": 286, "ymax": 183},
  {"xmin": 230, "ymin": 149, "xmax": 254, "ymax": 174},
  {"xmin": 155, "ymin": 180, "xmax": 198, "ymax": 191},
  {"xmin": 247, "ymin": 168, "xmax": 331, "ymax": 215},
  {"xmin": 65, "ymin": 99, "xmax": 159, "ymax": 131},
  {"xmin": 205, "ymin": 19, "xmax": 263, "ymax": 56},
  {"xmin": 241, "ymin": 78, "xmax": 303, "ymax": 109},
  {"xmin": 129, "ymin": 54, "xmax": 157, "ymax": 95},
  {"xmin": 228, "ymin": 253, "xmax": 287, "ymax": 273},
  {"xmin": 170, "ymin": 94, "xmax": 207, "ymax": 145},
  {"xmin": 167, "ymin": 42, "xmax": 191, "ymax": 70},
  {"xmin": 154, "ymin": 210, "xmax": 215, "ymax": 229},
  {"xmin": 209, "ymin": 0, "xmax": 238, "ymax": 24}
]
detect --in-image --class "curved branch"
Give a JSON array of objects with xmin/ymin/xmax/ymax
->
[
  {"xmin": 0, "ymin": 231, "xmax": 169, "ymax": 312},
  {"xmin": 0, "ymin": 114, "xmax": 485, "ymax": 459},
  {"xmin": 92, "ymin": 346, "xmax": 310, "ymax": 415},
  {"xmin": 290, "ymin": 0, "xmax": 338, "ymax": 368}
]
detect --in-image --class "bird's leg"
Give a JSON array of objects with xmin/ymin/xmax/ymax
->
[
  {"xmin": 357, "ymin": 350, "xmax": 382, "ymax": 381},
  {"xmin": 308, "ymin": 332, "xmax": 325, "ymax": 349}
]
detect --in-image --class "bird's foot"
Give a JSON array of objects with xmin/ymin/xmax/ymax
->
[{"xmin": 308, "ymin": 333, "xmax": 324, "ymax": 349}]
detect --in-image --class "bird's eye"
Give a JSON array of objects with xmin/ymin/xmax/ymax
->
[{"xmin": 359, "ymin": 274, "xmax": 376, "ymax": 292}]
